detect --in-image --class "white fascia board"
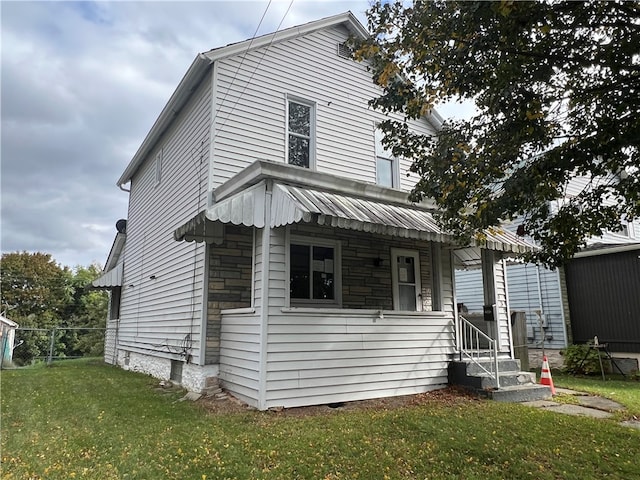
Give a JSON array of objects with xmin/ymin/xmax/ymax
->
[
  {"xmin": 574, "ymin": 242, "xmax": 640, "ymax": 258},
  {"xmin": 103, "ymin": 232, "xmax": 126, "ymax": 272},
  {"xmin": 203, "ymin": 11, "xmax": 368, "ymax": 63},
  {"xmin": 117, "ymin": 54, "xmax": 212, "ymax": 186}
]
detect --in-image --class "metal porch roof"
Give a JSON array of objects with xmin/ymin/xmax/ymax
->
[
  {"xmin": 175, "ymin": 180, "xmax": 537, "ymax": 254},
  {"xmin": 91, "ymin": 263, "xmax": 123, "ymax": 289}
]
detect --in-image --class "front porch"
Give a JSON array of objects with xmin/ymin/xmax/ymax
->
[
  {"xmin": 175, "ymin": 160, "xmax": 537, "ymax": 409},
  {"xmin": 221, "ymin": 308, "xmax": 453, "ymax": 409}
]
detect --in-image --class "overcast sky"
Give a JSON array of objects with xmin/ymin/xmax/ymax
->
[{"xmin": 1, "ymin": 1, "xmax": 470, "ymax": 270}]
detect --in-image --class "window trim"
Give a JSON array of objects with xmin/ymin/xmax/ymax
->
[
  {"xmin": 287, "ymin": 234, "xmax": 342, "ymax": 307},
  {"xmin": 374, "ymin": 126, "xmax": 399, "ymax": 188},
  {"xmin": 286, "ymin": 95, "xmax": 316, "ymax": 169},
  {"xmin": 390, "ymin": 248, "xmax": 422, "ymax": 312}
]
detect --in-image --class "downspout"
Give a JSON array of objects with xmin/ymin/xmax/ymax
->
[
  {"xmin": 257, "ymin": 180, "xmax": 273, "ymax": 410},
  {"xmin": 119, "ymin": 183, "xmax": 131, "ymax": 193}
]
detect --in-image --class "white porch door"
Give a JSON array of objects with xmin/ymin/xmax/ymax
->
[{"xmin": 391, "ymin": 249, "xmax": 422, "ymax": 311}]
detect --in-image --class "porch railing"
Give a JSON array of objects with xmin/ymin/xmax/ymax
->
[{"xmin": 458, "ymin": 314, "xmax": 500, "ymax": 389}]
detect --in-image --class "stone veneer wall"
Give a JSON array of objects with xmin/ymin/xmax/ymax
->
[
  {"xmin": 205, "ymin": 225, "xmax": 253, "ymax": 364},
  {"xmin": 204, "ymin": 223, "xmax": 443, "ymax": 365},
  {"xmin": 289, "ymin": 224, "xmax": 434, "ymax": 311}
]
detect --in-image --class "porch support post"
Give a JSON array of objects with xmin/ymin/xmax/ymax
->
[
  {"xmin": 481, "ymin": 249, "xmax": 500, "ymax": 350},
  {"xmin": 198, "ymin": 243, "xmax": 210, "ymax": 366},
  {"xmin": 430, "ymin": 242, "xmax": 443, "ymax": 311},
  {"xmin": 450, "ymin": 249, "xmax": 461, "ymax": 353},
  {"xmin": 257, "ymin": 180, "xmax": 273, "ymax": 410},
  {"xmin": 481, "ymin": 249, "xmax": 511, "ymax": 354}
]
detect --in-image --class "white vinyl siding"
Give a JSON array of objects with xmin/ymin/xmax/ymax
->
[
  {"xmin": 506, "ymin": 263, "xmax": 567, "ymax": 349},
  {"xmin": 219, "ymin": 311, "xmax": 261, "ymax": 405},
  {"xmin": 456, "ymin": 262, "xmax": 569, "ymax": 349},
  {"xmin": 221, "ymin": 309, "xmax": 453, "ymax": 410},
  {"xmin": 493, "ymin": 257, "xmax": 511, "ymax": 352},
  {"xmin": 211, "ymin": 25, "xmax": 435, "ymax": 189},
  {"xmin": 263, "ymin": 310, "xmax": 452, "ymax": 409},
  {"xmin": 118, "ymin": 72, "xmax": 212, "ymax": 364},
  {"xmin": 554, "ymin": 175, "xmax": 639, "ymax": 245}
]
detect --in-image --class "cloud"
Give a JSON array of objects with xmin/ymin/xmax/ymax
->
[{"xmin": 1, "ymin": 1, "xmax": 369, "ymax": 269}]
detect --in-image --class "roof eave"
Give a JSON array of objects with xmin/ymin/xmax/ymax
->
[
  {"xmin": 116, "ymin": 54, "xmax": 212, "ymax": 186},
  {"xmin": 203, "ymin": 11, "xmax": 368, "ymax": 63}
]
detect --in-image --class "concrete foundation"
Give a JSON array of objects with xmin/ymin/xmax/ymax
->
[{"xmin": 117, "ymin": 350, "xmax": 219, "ymax": 392}]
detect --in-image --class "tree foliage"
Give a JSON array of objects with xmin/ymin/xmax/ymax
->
[
  {"xmin": 1, "ymin": 252, "xmax": 107, "ymax": 364},
  {"xmin": 356, "ymin": 0, "xmax": 640, "ymax": 267}
]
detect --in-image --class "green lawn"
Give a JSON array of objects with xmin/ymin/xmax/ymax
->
[
  {"xmin": 553, "ymin": 372, "xmax": 640, "ymax": 418},
  {"xmin": 1, "ymin": 359, "xmax": 639, "ymax": 480}
]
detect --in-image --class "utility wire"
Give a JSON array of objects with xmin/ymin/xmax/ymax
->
[
  {"xmin": 215, "ymin": 0, "xmax": 295, "ymax": 136},
  {"xmin": 213, "ymin": 0, "xmax": 273, "ymax": 130}
]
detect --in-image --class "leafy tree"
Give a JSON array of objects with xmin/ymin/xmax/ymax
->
[
  {"xmin": 1, "ymin": 252, "xmax": 72, "ymax": 364},
  {"xmin": 356, "ymin": 1, "xmax": 640, "ymax": 267},
  {"xmin": 65, "ymin": 264, "xmax": 108, "ymax": 357},
  {"xmin": 1, "ymin": 252, "xmax": 73, "ymax": 318},
  {"xmin": 1, "ymin": 252, "xmax": 107, "ymax": 364}
]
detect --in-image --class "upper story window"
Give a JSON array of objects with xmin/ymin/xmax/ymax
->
[
  {"xmin": 375, "ymin": 127, "xmax": 399, "ymax": 188},
  {"xmin": 287, "ymin": 98, "xmax": 315, "ymax": 168}
]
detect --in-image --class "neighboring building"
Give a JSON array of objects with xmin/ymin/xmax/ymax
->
[
  {"xmin": 0, "ymin": 315, "xmax": 19, "ymax": 365},
  {"xmin": 93, "ymin": 12, "xmax": 537, "ymax": 409},
  {"xmin": 564, "ymin": 243, "xmax": 640, "ymax": 357},
  {"xmin": 456, "ymin": 174, "xmax": 640, "ymax": 365}
]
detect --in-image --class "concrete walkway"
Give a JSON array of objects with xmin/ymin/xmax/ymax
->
[{"xmin": 522, "ymin": 387, "xmax": 640, "ymax": 430}]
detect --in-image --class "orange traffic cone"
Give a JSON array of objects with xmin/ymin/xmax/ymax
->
[{"xmin": 540, "ymin": 355, "xmax": 556, "ymax": 395}]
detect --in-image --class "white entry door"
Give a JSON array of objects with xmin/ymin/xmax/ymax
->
[{"xmin": 391, "ymin": 249, "xmax": 422, "ymax": 311}]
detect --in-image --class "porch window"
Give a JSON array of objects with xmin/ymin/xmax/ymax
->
[
  {"xmin": 289, "ymin": 238, "xmax": 340, "ymax": 305},
  {"xmin": 287, "ymin": 98, "xmax": 315, "ymax": 168}
]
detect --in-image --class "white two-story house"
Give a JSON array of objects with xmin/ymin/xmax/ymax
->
[{"xmin": 93, "ymin": 12, "xmax": 539, "ymax": 410}]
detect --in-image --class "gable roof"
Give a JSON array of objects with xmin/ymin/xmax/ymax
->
[{"xmin": 116, "ymin": 11, "xmax": 368, "ymax": 187}]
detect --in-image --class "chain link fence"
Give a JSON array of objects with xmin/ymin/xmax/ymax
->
[{"xmin": 3, "ymin": 326, "xmax": 112, "ymax": 368}]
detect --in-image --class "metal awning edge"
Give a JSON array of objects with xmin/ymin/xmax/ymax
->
[
  {"xmin": 92, "ymin": 263, "xmax": 124, "ymax": 289},
  {"xmin": 174, "ymin": 181, "xmax": 538, "ymax": 254}
]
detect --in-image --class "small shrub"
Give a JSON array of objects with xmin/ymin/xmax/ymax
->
[{"xmin": 561, "ymin": 344, "xmax": 606, "ymax": 375}]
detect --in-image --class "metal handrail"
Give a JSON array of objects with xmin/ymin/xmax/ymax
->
[{"xmin": 458, "ymin": 314, "xmax": 500, "ymax": 388}]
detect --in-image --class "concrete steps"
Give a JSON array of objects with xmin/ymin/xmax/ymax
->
[{"xmin": 449, "ymin": 358, "xmax": 552, "ymax": 403}]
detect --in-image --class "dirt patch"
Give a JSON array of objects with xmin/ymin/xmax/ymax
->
[{"xmin": 196, "ymin": 386, "xmax": 479, "ymax": 417}]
